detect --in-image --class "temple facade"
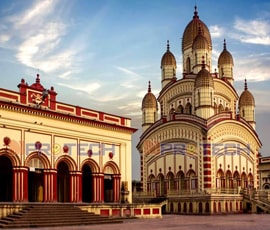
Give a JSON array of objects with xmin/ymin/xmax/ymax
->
[
  {"xmin": 137, "ymin": 6, "xmax": 262, "ymax": 214},
  {"xmin": 0, "ymin": 74, "xmax": 136, "ymax": 203}
]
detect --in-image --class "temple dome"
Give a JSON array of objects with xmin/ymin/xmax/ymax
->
[{"xmin": 182, "ymin": 6, "xmax": 212, "ymax": 52}]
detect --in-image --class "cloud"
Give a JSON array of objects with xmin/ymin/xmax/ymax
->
[
  {"xmin": 209, "ymin": 25, "xmax": 224, "ymax": 38},
  {"xmin": 0, "ymin": 0, "xmax": 84, "ymax": 78},
  {"xmin": 233, "ymin": 18, "xmax": 270, "ymax": 45},
  {"xmin": 234, "ymin": 53, "xmax": 270, "ymax": 81},
  {"xmin": 57, "ymin": 82, "xmax": 101, "ymax": 95}
]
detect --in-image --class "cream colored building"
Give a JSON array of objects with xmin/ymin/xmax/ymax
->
[
  {"xmin": 137, "ymin": 6, "xmax": 262, "ymax": 214},
  {"xmin": 0, "ymin": 74, "xmax": 136, "ymax": 203}
]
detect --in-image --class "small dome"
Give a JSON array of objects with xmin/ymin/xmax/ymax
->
[
  {"xmin": 218, "ymin": 39, "xmax": 234, "ymax": 66},
  {"xmin": 195, "ymin": 62, "xmax": 213, "ymax": 88},
  {"xmin": 239, "ymin": 79, "xmax": 255, "ymax": 107},
  {"xmin": 161, "ymin": 40, "xmax": 176, "ymax": 67},
  {"xmin": 192, "ymin": 26, "xmax": 209, "ymax": 50},
  {"xmin": 142, "ymin": 81, "xmax": 158, "ymax": 109},
  {"xmin": 182, "ymin": 6, "xmax": 212, "ymax": 52}
]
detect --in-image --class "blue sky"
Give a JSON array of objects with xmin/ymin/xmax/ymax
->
[{"xmin": 0, "ymin": 0, "xmax": 269, "ymax": 180}]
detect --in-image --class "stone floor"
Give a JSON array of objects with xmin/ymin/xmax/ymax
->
[{"xmin": 7, "ymin": 214, "xmax": 270, "ymax": 230}]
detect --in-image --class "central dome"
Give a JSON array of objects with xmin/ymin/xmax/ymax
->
[
  {"xmin": 195, "ymin": 65, "xmax": 214, "ymax": 88},
  {"xmin": 182, "ymin": 6, "xmax": 212, "ymax": 52}
]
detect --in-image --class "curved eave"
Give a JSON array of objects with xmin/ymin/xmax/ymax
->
[
  {"xmin": 137, "ymin": 114, "xmax": 207, "ymax": 150},
  {"xmin": 214, "ymin": 78, "xmax": 238, "ymax": 98},
  {"xmin": 0, "ymin": 101, "xmax": 137, "ymax": 134},
  {"xmin": 157, "ymin": 78, "xmax": 194, "ymax": 101},
  {"xmin": 208, "ymin": 115, "xmax": 262, "ymax": 147}
]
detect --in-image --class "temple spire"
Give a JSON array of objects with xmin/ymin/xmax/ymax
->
[
  {"xmin": 244, "ymin": 78, "xmax": 248, "ymax": 90},
  {"xmin": 193, "ymin": 5, "xmax": 199, "ymax": 19}
]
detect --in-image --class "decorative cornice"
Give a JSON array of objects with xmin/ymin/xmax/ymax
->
[{"xmin": 0, "ymin": 101, "xmax": 137, "ymax": 134}]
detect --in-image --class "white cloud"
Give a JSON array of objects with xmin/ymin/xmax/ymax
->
[
  {"xmin": 233, "ymin": 18, "xmax": 270, "ymax": 45},
  {"xmin": 57, "ymin": 82, "xmax": 101, "ymax": 95},
  {"xmin": 234, "ymin": 53, "xmax": 270, "ymax": 81},
  {"xmin": 209, "ymin": 25, "xmax": 224, "ymax": 38}
]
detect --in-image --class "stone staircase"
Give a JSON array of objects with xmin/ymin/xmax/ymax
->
[{"xmin": 0, "ymin": 204, "xmax": 123, "ymax": 228}]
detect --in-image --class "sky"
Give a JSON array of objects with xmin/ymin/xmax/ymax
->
[{"xmin": 0, "ymin": 0, "xmax": 269, "ymax": 180}]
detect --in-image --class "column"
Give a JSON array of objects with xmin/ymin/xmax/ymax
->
[
  {"xmin": 203, "ymin": 137, "xmax": 212, "ymax": 190},
  {"xmin": 43, "ymin": 169, "xmax": 57, "ymax": 202},
  {"xmin": 113, "ymin": 174, "xmax": 121, "ymax": 202},
  {"xmin": 13, "ymin": 166, "xmax": 28, "ymax": 202},
  {"xmin": 70, "ymin": 171, "xmax": 82, "ymax": 202}
]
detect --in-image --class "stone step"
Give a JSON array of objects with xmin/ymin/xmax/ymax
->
[
  {"xmin": 0, "ymin": 219, "xmax": 123, "ymax": 228},
  {"xmin": 0, "ymin": 204, "xmax": 123, "ymax": 228}
]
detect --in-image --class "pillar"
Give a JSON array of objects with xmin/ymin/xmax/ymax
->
[
  {"xmin": 13, "ymin": 166, "xmax": 28, "ymax": 202},
  {"xmin": 113, "ymin": 174, "xmax": 121, "ymax": 202},
  {"xmin": 92, "ymin": 173, "xmax": 104, "ymax": 202},
  {"xmin": 43, "ymin": 169, "xmax": 57, "ymax": 202},
  {"xmin": 203, "ymin": 137, "xmax": 212, "ymax": 190},
  {"xmin": 70, "ymin": 171, "xmax": 82, "ymax": 202}
]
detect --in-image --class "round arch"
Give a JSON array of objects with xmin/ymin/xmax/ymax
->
[
  {"xmin": 80, "ymin": 158, "xmax": 100, "ymax": 173},
  {"xmin": 103, "ymin": 161, "xmax": 120, "ymax": 175},
  {"xmin": 0, "ymin": 148, "xmax": 21, "ymax": 166},
  {"xmin": 25, "ymin": 151, "xmax": 51, "ymax": 169},
  {"xmin": 55, "ymin": 155, "xmax": 77, "ymax": 171}
]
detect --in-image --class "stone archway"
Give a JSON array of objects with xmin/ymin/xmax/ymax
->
[
  {"xmin": 82, "ymin": 164, "xmax": 93, "ymax": 202},
  {"xmin": 0, "ymin": 155, "xmax": 13, "ymax": 201},
  {"xmin": 57, "ymin": 161, "xmax": 70, "ymax": 202}
]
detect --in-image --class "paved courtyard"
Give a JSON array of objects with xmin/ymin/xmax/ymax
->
[{"xmin": 10, "ymin": 214, "xmax": 270, "ymax": 230}]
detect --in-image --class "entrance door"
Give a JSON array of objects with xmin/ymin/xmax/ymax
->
[
  {"xmin": 57, "ymin": 161, "xmax": 70, "ymax": 202},
  {"xmin": 82, "ymin": 164, "xmax": 93, "ymax": 202},
  {"xmin": 28, "ymin": 169, "xmax": 44, "ymax": 202},
  {"xmin": 0, "ymin": 156, "xmax": 13, "ymax": 201},
  {"xmin": 104, "ymin": 174, "xmax": 113, "ymax": 202}
]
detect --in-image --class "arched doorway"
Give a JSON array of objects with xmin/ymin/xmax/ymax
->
[
  {"xmin": 104, "ymin": 166, "xmax": 114, "ymax": 202},
  {"xmin": 28, "ymin": 157, "xmax": 44, "ymax": 202},
  {"xmin": 57, "ymin": 161, "xmax": 70, "ymax": 202},
  {"xmin": 0, "ymin": 155, "xmax": 13, "ymax": 201},
  {"xmin": 82, "ymin": 164, "xmax": 93, "ymax": 202}
]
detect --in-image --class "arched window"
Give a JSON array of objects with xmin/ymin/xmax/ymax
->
[
  {"xmin": 147, "ymin": 174, "xmax": 156, "ymax": 194},
  {"xmin": 233, "ymin": 171, "xmax": 240, "ymax": 189},
  {"xmin": 185, "ymin": 102, "xmax": 192, "ymax": 114},
  {"xmin": 186, "ymin": 169, "xmax": 197, "ymax": 190},
  {"xmin": 225, "ymin": 170, "xmax": 232, "ymax": 189},
  {"xmin": 176, "ymin": 104, "xmax": 184, "ymax": 114},
  {"xmin": 216, "ymin": 169, "xmax": 225, "ymax": 189},
  {"xmin": 167, "ymin": 172, "xmax": 175, "ymax": 193},
  {"xmin": 241, "ymin": 172, "xmax": 247, "ymax": 189},
  {"xmin": 186, "ymin": 57, "xmax": 191, "ymax": 73},
  {"xmin": 176, "ymin": 171, "xmax": 185, "ymax": 192},
  {"xmin": 214, "ymin": 102, "xmax": 218, "ymax": 114},
  {"xmin": 157, "ymin": 173, "xmax": 165, "ymax": 196},
  {"xmin": 218, "ymin": 104, "xmax": 224, "ymax": 113}
]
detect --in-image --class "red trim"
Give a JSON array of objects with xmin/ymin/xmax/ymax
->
[
  {"xmin": 204, "ymin": 184, "xmax": 211, "ymax": 188},
  {"xmin": 112, "ymin": 209, "xmax": 120, "ymax": 216},
  {"xmin": 0, "ymin": 92, "xmax": 18, "ymax": 100},
  {"xmin": 152, "ymin": 208, "xmax": 160, "ymax": 214},
  {"xmin": 203, "ymin": 157, "xmax": 211, "ymax": 161},
  {"xmin": 57, "ymin": 105, "xmax": 75, "ymax": 112},
  {"xmin": 204, "ymin": 177, "xmax": 211, "ymax": 181},
  {"xmin": 82, "ymin": 110, "xmax": 98, "ymax": 118},
  {"xmin": 134, "ymin": 209, "xmax": 141, "ymax": 215},
  {"xmin": 143, "ymin": 209, "xmax": 150, "ymax": 215},
  {"xmin": 104, "ymin": 116, "xmax": 119, "ymax": 122},
  {"xmin": 0, "ymin": 101, "xmax": 137, "ymax": 133},
  {"xmin": 100, "ymin": 209, "xmax": 109, "ymax": 216}
]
